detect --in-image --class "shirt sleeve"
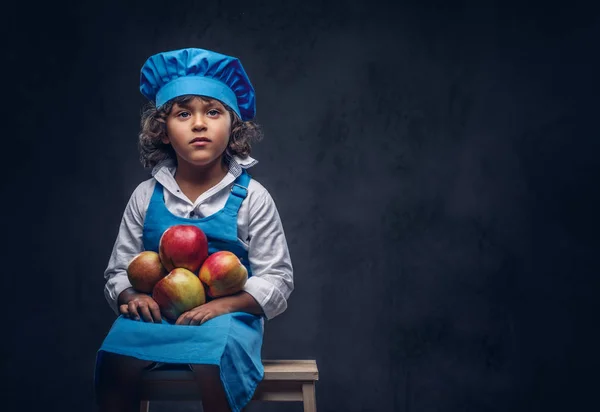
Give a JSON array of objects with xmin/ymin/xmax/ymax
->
[
  {"xmin": 243, "ymin": 189, "xmax": 294, "ymax": 320},
  {"xmin": 103, "ymin": 182, "xmax": 150, "ymax": 315}
]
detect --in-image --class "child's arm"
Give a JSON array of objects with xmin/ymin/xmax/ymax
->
[
  {"xmin": 242, "ymin": 188, "xmax": 294, "ymax": 320},
  {"xmin": 175, "ymin": 291, "xmax": 262, "ymax": 325},
  {"xmin": 104, "ymin": 181, "xmax": 160, "ymax": 321}
]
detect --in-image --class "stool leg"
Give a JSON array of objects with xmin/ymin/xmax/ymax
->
[
  {"xmin": 302, "ymin": 382, "xmax": 316, "ymax": 412},
  {"xmin": 140, "ymin": 400, "xmax": 149, "ymax": 412}
]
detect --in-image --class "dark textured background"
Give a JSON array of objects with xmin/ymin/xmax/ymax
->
[{"xmin": 2, "ymin": 1, "xmax": 599, "ymax": 411}]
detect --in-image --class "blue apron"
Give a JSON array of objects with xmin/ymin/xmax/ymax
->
[{"xmin": 95, "ymin": 170, "xmax": 264, "ymax": 412}]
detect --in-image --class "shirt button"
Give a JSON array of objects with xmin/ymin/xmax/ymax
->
[{"xmin": 190, "ymin": 211, "xmax": 195, "ymax": 217}]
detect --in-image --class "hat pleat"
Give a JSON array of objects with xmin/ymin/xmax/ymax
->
[{"xmin": 139, "ymin": 48, "xmax": 255, "ymax": 120}]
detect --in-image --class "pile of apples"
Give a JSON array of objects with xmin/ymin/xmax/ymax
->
[{"xmin": 126, "ymin": 224, "xmax": 248, "ymax": 322}]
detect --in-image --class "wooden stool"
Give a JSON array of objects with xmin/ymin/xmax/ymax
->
[{"xmin": 140, "ymin": 359, "xmax": 319, "ymax": 412}]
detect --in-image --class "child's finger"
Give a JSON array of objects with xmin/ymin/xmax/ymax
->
[
  {"xmin": 200, "ymin": 312, "xmax": 213, "ymax": 325},
  {"xmin": 189, "ymin": 311, "xmax": 206, "ymax": 326},
  {"xmin": 128, "ymin": 302, "xmax": 141, "ymax": 320},
  {"xmin": 175, "ymin": 311, "xmax": 190, "ymax": 325},
  {"xmin": 148, "ymin": 302, "xmax": 162, "ymax": 323},
  {"xmin": 119, "ymin": 304, "xmax": 129, "ymax": 317},
  {"xmin": 138, "ymin": 305, "xmax": 154, "ymax": 323}
]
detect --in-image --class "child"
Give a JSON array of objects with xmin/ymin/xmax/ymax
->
[{"xmin": 94, "ymin": 48, "xmax": 294, "ymax": 412}]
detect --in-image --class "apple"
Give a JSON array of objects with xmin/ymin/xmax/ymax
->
[
  {"xmin": 199, "ymin": 251, "xmax": 248, "ymax": 298},
  {"xmin": 159, "ymin": 225, "xmax": 208, "ymax": 273},
  {"xmin": 127, "ymin": 251, "xmax": 168, "ymax": 293},
  {"xmin": 152, "ymin": 268, "xmax": 206, "ymax": 321}
]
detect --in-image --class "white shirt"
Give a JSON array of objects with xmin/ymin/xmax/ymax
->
[{"xmin": 103, "ymin": 154, "xmax": 294, "ymax": 320}]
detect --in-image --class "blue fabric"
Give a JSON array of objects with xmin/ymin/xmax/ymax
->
[
  {"xmin": 96, "ymin": 170, "xmax": 264, "ymax": 411},
  {"xmin": 140, "ymin": 48, "xmax": 256, "ymax": 120}
]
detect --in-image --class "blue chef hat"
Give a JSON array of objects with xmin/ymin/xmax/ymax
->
[{"xmin": 139, "ymin": 48, "xmax": 256, "ymax": 121}]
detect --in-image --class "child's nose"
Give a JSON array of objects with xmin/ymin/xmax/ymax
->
[{"xmin": 191, "ymin": 115, "xmax": 207, "ymax": 130}]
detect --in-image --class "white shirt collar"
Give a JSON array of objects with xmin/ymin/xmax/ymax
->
[
  {"xmin": 150, "ymin": 154, "xmax": 258, "ymax": 205},
  {"xmin": 150, "ymin": 154, "xmax": 258, "ymax": 178}
]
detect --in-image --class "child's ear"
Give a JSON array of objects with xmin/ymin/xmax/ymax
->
[{"xmin": 161, "ymin": 134, "xmax": 170, "ymax": 144}]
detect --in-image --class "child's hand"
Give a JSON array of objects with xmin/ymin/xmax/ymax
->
[
  {"xmin": 119, "ymin": 289, "xmax": 162, "ymax": 323},
  {"xmin": 175, "ymin": 299, "xmax": 232, "ymax": 326}
]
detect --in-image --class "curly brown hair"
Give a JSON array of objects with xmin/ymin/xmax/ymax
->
[{"xmin": 138, "ymin": 95, "xmax": 263, "ymax": 169}]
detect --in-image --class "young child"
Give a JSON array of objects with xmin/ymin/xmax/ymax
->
[{"xmin": 95, "ymin": 48, "xmax": 294, "ymax": 412}]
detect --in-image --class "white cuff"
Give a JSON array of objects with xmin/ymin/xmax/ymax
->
[
  {"xmin": 104, "ymin": 275, "xmax": 133, "ymax": 316},
  {"xmin": 244, "ymin": 275, "xmax": 288, "ymax": 320}
]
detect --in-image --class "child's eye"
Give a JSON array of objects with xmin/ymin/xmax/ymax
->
[
  {"xmin": 177, "ymin": 111, "xmax": 191, "ymax": 118},
  {"xmin": 207, "ymin": 109, "xmax": 220, "ymax": 116}
]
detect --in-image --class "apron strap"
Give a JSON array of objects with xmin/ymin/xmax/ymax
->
[
  {"xmin": 151, "ymin": 181, "xmax": 164, "ymax": 203},
  {"xmin": 224, "ymin": 170, "xmax": 251, "ymax": 216},
  {"xmin": 152, "ymin": 173, "xmax": 249, "ymax": 216}
]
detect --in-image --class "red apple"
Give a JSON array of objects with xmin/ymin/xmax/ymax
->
[
  {"xmin": 127, "ymin": 251, "xmax": 168, "ymax": 293},
  {"xmin": 152, "ymin": 268, "xmax": 206, "ymax": 321},
  {"xmin": 199, "ymin": 251, "xmax": 248, "ymax": 298},
  {"xmin": 159, "ymin": 225, "xmax": 208, "ymax": 273}
]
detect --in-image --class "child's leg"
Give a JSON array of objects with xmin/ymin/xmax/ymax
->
[
  {"xmin": 95, "ymin": 352, "xmax": 154, "ymax": 412},
  {"xmin": 190, "ymin": 364, "xmax": 231, "ymax": 412}
]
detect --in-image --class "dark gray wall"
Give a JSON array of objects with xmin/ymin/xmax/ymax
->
[{"xmin": 3, "ymin": 1, "xmax": 599, "ymax": 411}]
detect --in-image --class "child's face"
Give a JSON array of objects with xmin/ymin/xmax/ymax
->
[{"xmin": 162, "ymin": 96, "xmax": 232, "ymax": 170}]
